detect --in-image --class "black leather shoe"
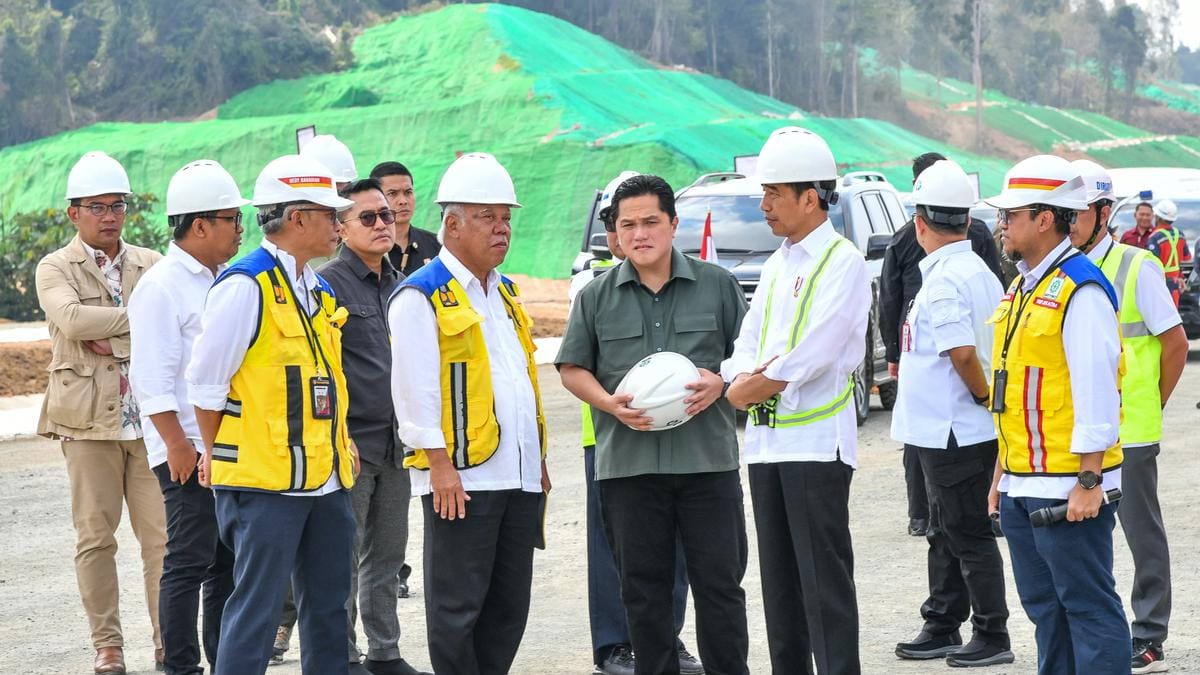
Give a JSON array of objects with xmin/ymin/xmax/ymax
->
[
  {"xmin": 908, "ymin": 518, "xmax": 928, "ymax": 536},
  {"xmin": 677, "ymin": 643, "xmax": 704, "ymax": 674},
  {"xmin": 896, "ymin": 630, "xmax": 962, "ymax": 659},
  {"xmin": 597, "ymin": 644, "xmax": 635, "ymax": 675},
  {"xmin": 364, "ymin": 657, "xmax": 432, "ymax": 675},
  {"xmin": 946, "ymin": 639, "xmax": 1015, "ymax": 667}
]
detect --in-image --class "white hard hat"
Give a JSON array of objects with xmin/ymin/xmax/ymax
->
[
  {"xmin": 65, "ymin": 151, "xmax": 132, "ymax": 201},
  {"xmin": 299, "ymin": 134, "xmax": 358, "ymax": 183},
  {"xmin": 912, "ymin": 160, "xmax": 976, "ymax": 212},
  {"xmin": 614, "ymin": 351, "xmax": 701, "ymax": 432},
  {"xmin": 599, "ymin": 170, "xmax": 640, "ymax": 213},
  {"xmin": 436, "ymin": 152, "xmax": 521, "ymax": 207},
  {"xmin": 1069, "ymin": 159, "xmax": 1115, "ymax": 205},
  {"xmin": 756, "ymin": 126, "xmax": 839, "ymax": 185},
  {"xmin": 985, "ymin": 155, "xmax": 1088, "ymax": 211},
  {"xmin": 166, "ymin": 160, "xmax": 251, "ymax": 216},
  {"xmin": 1154, "ymin": 199, "xmax": 1178, "ymax": 221},
  {"xmin": 251, "ymin": 154, "xmax": 354, "ymax": 210}
]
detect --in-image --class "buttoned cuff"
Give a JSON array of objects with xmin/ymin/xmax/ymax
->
[
  {"xmin": 188, "ymin": 384, "xmax": 231, "ymax": 412},
  {"xmin": 720, "ymin": 355, "xmax": 752, "ymax": 382},
  {"xmin": 398, "ymin": 422, "xmax": 446, "ymax": 451},
  {"xmin": 137, "ymin": 393, "xmax": 180, "ymax": 417},
  {"xmin": 1070, "ymin": 423, "xmax": 1118, "ymax": 455}
]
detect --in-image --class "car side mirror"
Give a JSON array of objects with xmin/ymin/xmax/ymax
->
[
  {"xmin": 588, "ymin": 232, "xmax": 612, "ymax": 261},
  {"xmin": 866, "ymin": 233, "xmax": 892, "ymax": 261}
]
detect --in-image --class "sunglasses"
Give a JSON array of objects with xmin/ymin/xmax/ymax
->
[{"xmin": 342, "ymin": 209, "xmax": 396, "ymax": 227}]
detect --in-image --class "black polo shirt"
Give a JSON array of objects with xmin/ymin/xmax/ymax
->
[
  {"xmin": 317, "ymin": 245, "xmax": 403, "ymax": 466},
  {"xmin": 387, "ymin": 225, "xmax": 441, "ymax": 278}
]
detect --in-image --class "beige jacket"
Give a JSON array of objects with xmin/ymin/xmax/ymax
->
[{"xmin": 36, "ymin": 235, "xmax": 162, "ymax": 440}]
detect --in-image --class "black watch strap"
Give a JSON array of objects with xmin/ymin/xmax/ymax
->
[
  {"xmin": 1078, "ymin": 470, "xmax": 1101, "ymax": 490},
  {"xmin": 973, "ymin": 392, "xmax": 990, "ymax": 406}
]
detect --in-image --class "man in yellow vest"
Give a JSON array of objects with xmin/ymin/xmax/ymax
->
[
  {"xmin": 984, "ymin": 154, "xmax": 1129, "ymax": 674},
  {"xmin": 388, "ymin": 153, "xmax": 549, "ymax": 675},
  {"xmin": 1069, "ymin": 159, "xmax": 1187, "ymax": 674},
  {"xmin": 188, "ymin": 153, "xmax": 360, "ymax": 675}
]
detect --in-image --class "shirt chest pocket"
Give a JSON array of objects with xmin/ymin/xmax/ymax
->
[
  {"xmin": 437, "ymin": 307, "xmax": 482, "ymax": 361},
  {"xmin": 597, "ymin": 321, "xmax": 645, "ymax": 376},
  {"xmin": 266, "ymin": 301, "xmax": 312, "ymax": 363},
  {"xmin": 343, "ymin": 303, "xmax": 383, "ymax": 346},
  {"xmin": 672, "ymin": 313, "xmax": 721, "ymax": 364}
]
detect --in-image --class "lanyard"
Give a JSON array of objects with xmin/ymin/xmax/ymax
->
[
  {"xmin": 272, "ymin": 256, "xmax": 328, "ymax": 376},
  {"xmin": 999, "ymin": 247, "xmax": 1072, "ymax": 366}
]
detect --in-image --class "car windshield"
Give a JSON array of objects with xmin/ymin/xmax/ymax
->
[
  {"xmin": 1112, "ymin": 198, "xmax": 1200, "ymax": 248},
  {"xmin": 674, "ymin": 194, "xmax": 847, "ymax": 253}
]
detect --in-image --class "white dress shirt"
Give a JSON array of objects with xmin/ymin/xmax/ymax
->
[
  {"xmin": 129, "ymin": 243, "xmax": 218, "ymax": 468},
  {"xmin": 1086, "ymin": 237, "xmax": 1181, "ymax": 449},
  {"xmin": 891, "ymin": 240, "xmax": 1003, "ymax": 449},
  {"xmin": 721, "ymin": 220, "xmax": 871, "ymax": 466},
  {"xmin": 999, "ymin": 237, "xmax": 1122, "ymax": 499},
  {"xmin": 388, "ymin": 248, "xmax": 543, "ymax": 495},
  {"xmin": 186, "ymin": 239, "xmax": 341, "ymax": 496}
]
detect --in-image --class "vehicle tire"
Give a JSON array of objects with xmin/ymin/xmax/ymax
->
[
  {"xmin": 853, "ymin": 349, "xmax": 872, "ymax": 427},
  {"xmin": 877, "ymin": 380, "xmax": 897, "ymax": 411}
]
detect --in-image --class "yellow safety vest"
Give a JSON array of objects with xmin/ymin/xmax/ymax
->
[
  {"xmin": 988, "ymin": 254, "xmax": 1123, "ymax": 476},
  {"xmin": 579, "ymin": 258, "xmax": 617, "ymax": 448},
  {"xmin": 1158, "ymin": 227, "xmax": 1182, "ymax": 274},
  {"xmin": 1098, "ymin": 243, "xmax": 1164, "ymax": 445},
  {"xmin": 210, "ymin": 248, "xmax": 356, "ymax": 492},
  {"xmin": 393, "ymin": 258, "xmax": 547, "ymax": 470}
]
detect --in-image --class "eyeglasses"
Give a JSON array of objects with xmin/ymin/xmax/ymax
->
[
  {"xmin": 79, "ymin": 202, "xmax": 127, "ymax": 217},
  {"xmin": 208, "ymin": 213, "xmax": 244, "ymax": 228},
  {"xmin": 342, "ymin": 209, "xmax": 396, "ymax": 227},
  {"xmin": 996, "ymin": 207, "xmax": 1041, "ymax": 224}
]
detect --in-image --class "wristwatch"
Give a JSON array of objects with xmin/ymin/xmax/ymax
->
[
  {"xmin": 1077, "ymin": 470, "xmax": 1101, "ymax": 490},
  {"xmin": 972, "ymin": 392, "xmax": 990, "ymax": 407},
  {"xmin": 721, "ymin": 381, "xmax": 731, "ymax": 398}
]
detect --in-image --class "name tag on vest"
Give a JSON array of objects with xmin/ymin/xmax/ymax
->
[{"xmin": 1033, "ymin": 297, "xmax": 1061, "ymax": 310}]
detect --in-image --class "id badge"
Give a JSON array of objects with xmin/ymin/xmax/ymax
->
[
  {"xmin": 310, "ymin": 376, "xmax": 333, "ymax": 419},
  {"xmin": 901, "ymin": 321, "xmax": 912, "ymax": 353},
  {"xmin": 990, "ymin": 369, "xmax": 1007, "ymax": 414}
]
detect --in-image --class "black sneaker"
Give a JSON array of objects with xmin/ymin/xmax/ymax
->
[
  {"xmin": 1132, "ymin": 639, "xmax": 1167, "ymax": 674},
  {"xmin": 908, "ymin": 518, "xmax": 928, "ymax": 536},
  {"xmin": 896, "ymin": 630, "xmax": 962, "ymax": 659},
  {"xmin": 678, "ymin": 644, "xmax": 704, "ymax": 674},
  {"xmin": 597, "ymin": 644, "xmax": 635, "ymax": 675},
  {"xmin": 946, "ymin": 639, "xmax": 1015, "ymax": 667}
]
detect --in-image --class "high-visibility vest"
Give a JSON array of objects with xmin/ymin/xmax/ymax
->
[
  {"xmin": 988, "ymin": 254, "xmax": 1123, "ymax": 476},
  {"xmin": 579, "ymin": 258, "xmax": 616, "ymax": 448},
  {"xmin": 1160, "ymin": 227, "xmax": 1182, "ymax": 274},
  {"xmin": 749, "ymin": 235, "xmax": 856, "ymax": 427},
  {"xmin": 210, "ymin": 247, "xmax": 356, "ymax": 492},
  {"xmin": 393, "ymin": 258, "xmax": 547, "ymax": 470},
  {"xmin": 1099, "ymin": 243, "xmax": 1164, "ymax": 445}
]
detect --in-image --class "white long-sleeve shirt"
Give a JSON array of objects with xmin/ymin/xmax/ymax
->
[
  {"xmin": 999, "ymin": 237, "xmax": 1122, "ymax": 499},
  {"xmin": 186, "ymin": 239, "xmax": 340, "ymax": 496},
  {"xmin": 129, "ymin": 242, "xmax": 218, "ymax": 468},
  {"xmin": 721, "ymin": 220, "xmax": 871, "ymax": 466},
  {"xmin": 388, "ymin": 248, "xmax": 543, "ymax": 496}
]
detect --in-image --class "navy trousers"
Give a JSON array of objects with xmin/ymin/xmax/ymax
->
[
  {"xmin": 1000, "ymin": 494, "xmax": 1130, "ymax": 674},
  {"xmin": 585, "ymin": 447, "xmax": 689, "ymax": 666},
  {"xmin": 214, "ymin": 488, "xmax": 355, "ymax": 675}
]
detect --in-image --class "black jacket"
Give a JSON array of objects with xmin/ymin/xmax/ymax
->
[{"xmin": 879, "ymin": 218, "xmax": 1003, "ymax": 364}]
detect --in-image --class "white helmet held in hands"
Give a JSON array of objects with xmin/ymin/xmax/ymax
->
[
  {"xmin": 1069, "ymin": 159, "xmax": 1115, "ymax": 205},
  {"xmin": 913, "ymin": 159, "xmax": 976, "ymax": 211},
  {"xmin": 299, "ymin": 134, "xmax": 358, "ymax": 183},
  {"xmin": 252, "ymin": 154, "xmax": 354, "ymax": 211},
  {"xmin": 436, "ymin": 152, "xmax": 521, "ymax": 207},
  {"xmin": 166, "ymin": 160, "xmax": 251, "ymax": 216},
  {"xmin": 1154, "ymin": 199, "xmax": 1178, "ymax": 222},
  {"xmin": 985, "ymin": 155, "xmax": 1088, "ymax": 211},
  {"xmin": 66, "ymin": 151, "xmax": 132, "ymax": 201},
  {"xmin": 615, "ymin": 351, "xmax": 702, "ymax": 432}
]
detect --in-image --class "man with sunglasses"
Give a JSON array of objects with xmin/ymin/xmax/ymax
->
[
  {"xmin": 984, "ymin": 155, "xmax": 1129, "ymax": 674},
  {"xmin": 36, "ymin": 150, "xmax": 167, "ymax": 675},
  {"xmin": 129, "ymin": 160, "xmax": 248, "ymax": 675},
  {"xmin": 187, "ymin": 154, "xmax": 361, "ymax": 675},
  {"xmin": 318, "ymin": 179, "xmax": 429, "ymax": 675}
]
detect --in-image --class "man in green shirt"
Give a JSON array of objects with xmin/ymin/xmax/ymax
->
[{"xmin": 557, "ymin": 174, "xmax": 750, "ymax": 675}]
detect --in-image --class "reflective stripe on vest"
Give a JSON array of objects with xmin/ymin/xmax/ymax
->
[
  {"xmin": 751, "ymin": 236, "xmax": 855, "ymax": 426},
  {"xmin": 1099, "ymin": 242, "xmax": 1164, "ymax": 445},
  {"xmin": 1161, "ymin": 228, "xmax": 1181, "ymax": 273}
]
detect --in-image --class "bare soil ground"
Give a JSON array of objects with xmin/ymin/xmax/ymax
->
[
  {"xmin": 3, "ymin": 361, "xmax": 1200, "ymax": 674},
  {"xmin": 0, "ymin": 342, "xmax": 50, "ymax": 397}
]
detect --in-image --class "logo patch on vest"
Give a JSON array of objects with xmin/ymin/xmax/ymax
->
[
  {"xmin": 1044, "ymin": 277, "xmax": 1065, "ymax": 300},
  {"xmin": 1034, "ymin": 297, "xmax": 1061, "ymax": 310},
  {"xmin": 437, "ymin": 285, "xmax": 459, "ymax": 307}
]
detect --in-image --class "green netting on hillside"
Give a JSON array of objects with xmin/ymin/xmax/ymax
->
[
  {"xmin": 1087, "ymin": 136, "xmax": 1200, "ymax": 168},
  {"xmin": 969, "ymin": 104, "xmax": 1151, "ymax": 150},
  {"xmin": 1140, "ymin": 80, "xmax": 1200, "ymax": 116}
]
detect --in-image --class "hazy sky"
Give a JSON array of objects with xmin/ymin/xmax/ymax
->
[{"xmin": 1129, "ymin": 0, "xmax": 1200, "ymax": 49}]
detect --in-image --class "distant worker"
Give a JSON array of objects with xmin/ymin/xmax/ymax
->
[
  {"xmin": 129, "ymin": 160, "xmax": 247, "ymax": 675},
  {"xmin": 879, "ymin": 151, "xmax": 1002, "ymax": 538},
  {"xmin": 1145, "ymin": 199, "xmax": 1192, "ymax": 307},
  {"xmin": 1119, "ymin": 201, "xmax": 1156, "ymax": 249},
  {"xmin": 985, "ymin": 154, "xmax": 1130, "ymax": 674},
  {"xmin": 1070, "ymin": 160, "xmax": 1188, "ymax": 675},
  {"xmin": 36, "ymin": 151, "xmax": 167, "ymax": 675},
  {"xmin": 371, "ymin": 161, "xmax": 442, "ymax": 279},
  {"xmin": 566, "ymin": 171, "xmax": 702, "ymax": 675}
]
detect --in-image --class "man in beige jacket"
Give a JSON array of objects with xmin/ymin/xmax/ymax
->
[{"xmin": 36, "ymin": 151, "xmax": 167, "ymax": 675}]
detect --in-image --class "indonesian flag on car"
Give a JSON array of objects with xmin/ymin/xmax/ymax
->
[{"xmin": 700, "ymin": 211, "xmax": 719, "ymax": 265}]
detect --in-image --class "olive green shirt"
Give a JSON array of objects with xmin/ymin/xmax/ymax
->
[{"xmin": 556, "ymin": 249, "xmax": 748, "ymax": 480}]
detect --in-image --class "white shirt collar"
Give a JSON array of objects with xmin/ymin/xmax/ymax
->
[
  {"xmin": 260, "ymin": 238, "xmax": 318, "ymax": 291},
  {"xmin": 918, "ymin": 239, "xmax": 972, "ymax": 278},
  {"xmin": 1085, "ymin": 236, "xmax": 1114, "ymax": 264},
  {"xmin": 167, "ymin": 241, "xmax": 223, "ymax": 279},
  {"xmin": 1017, "ymin": 237, "xmax": 1075, "ymax": 290},
  {"xmin": 780, "ymin": 219, "xmax": 835, "ymax": 260},
  {"xmin": 438, "ymin": 247, "xmax": 500, "ymax": 294}
]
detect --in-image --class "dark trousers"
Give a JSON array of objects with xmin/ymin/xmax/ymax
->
[
  {"xmin": 600, "ymin": 470, "xmax": 749, "ymax": 675},
  {"xmin": 348, "ymin": 458, "xmax": 411, "ymax": 661},
  {"xmin": 1118, "ymin": 444, "xmax": 1172, "ymax": 644},
  {"xmin": 423, "ymin": 489, "xmax": 540, "ymax": 675},
  {"xmin": 214, "ymin": 488, "xmax": 355, "ymax": 675},
  {"xmin": 153, "ymin": 464, "xmax": 234, "ymax": 675},
  {"xmin": 1000, "ymin": 495, "xmax": 1130, "ymax": 674},
  {"xmin": 903, "ymin": 446, "xmax": 928, "ymax": 521},
  {"xmin": 749, "ymin": 461, "xmax": 859, "ymax": 675},
  {"xmin": 911, "ymin": 438, "xmax": 1008, "ymax": 647},
  {"xmin": 584, "ymin": 447, "xmax": 689, "ymax": 666}
]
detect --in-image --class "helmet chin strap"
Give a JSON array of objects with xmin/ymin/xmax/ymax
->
[{"xmin": 1078, "ymin": 203, "xmax": 1105, "ymax": 252}]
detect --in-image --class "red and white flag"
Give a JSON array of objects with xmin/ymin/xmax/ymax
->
[{"xmin": 700, "ymin": 210, "xmax": 719, "ymax": 265}]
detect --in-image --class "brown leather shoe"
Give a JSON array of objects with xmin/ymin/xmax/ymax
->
[{"xmin": 94, "ymin": 646, "xmax": 126, "ymax": 674}]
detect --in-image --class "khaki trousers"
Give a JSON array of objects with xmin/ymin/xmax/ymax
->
[{"xmin": 62, "ymin": 439, "xmax": 167, "ymax": 649}]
